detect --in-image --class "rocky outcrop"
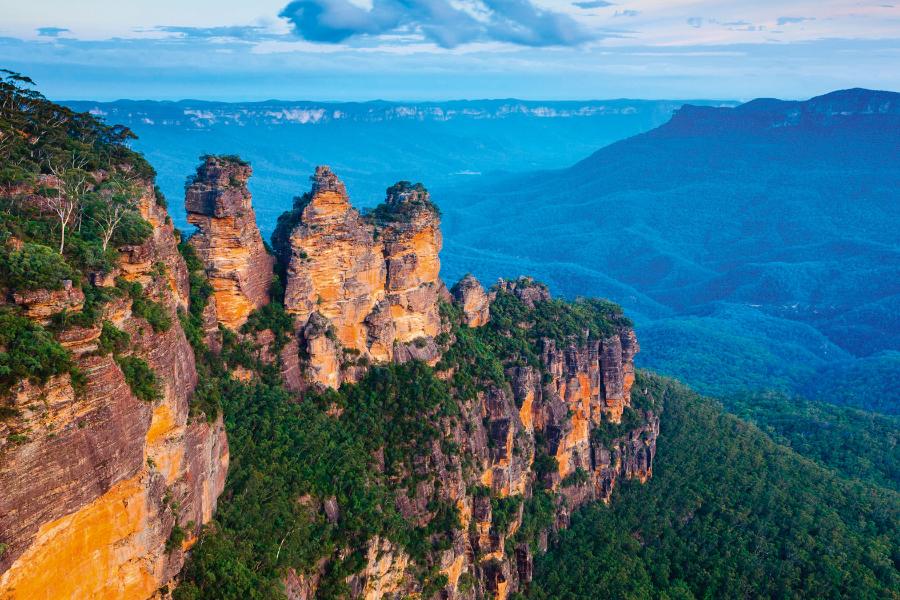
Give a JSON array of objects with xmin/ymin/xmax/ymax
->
[
  {"xmin": 281, "ymin": 277, "xmax": 656, "ymax": 600},
  {"xmin": 452, "ymin": 274, "xmax": 490, "ymax": 328},
  {"xmin": 269, "ymin": 172, "xmax": 656, "ymax": 598},
  {"xmin": 375, "ymin": 181, "xmax": 443, "ymax": 344},
  {"xmin": 11, "ymin": 280, "xmax": 84, "ymax": 325},
  {"xmin": 281, "ymin": 167, "xmax": 387, "ymax": 361},
  {"xmin": 185, "ymin": 155, "xmax": 273, "ymax": 330},
  {"xmin": 376, "ymin": 278, "xmax": 655, "ymax": 599},
  {"xmin": 0, "ymin": 179, "xmax": 228, "ymax": 599},
  {"xmin": 274, "ymin": 167, "xmax": 445, "ymax": 388}
]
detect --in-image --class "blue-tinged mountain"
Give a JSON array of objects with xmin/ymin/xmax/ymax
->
[
  {"xmin": 438, "ymin": 89, "xmax": 900, "ymax": 412},
  {"xmin": 62, "ymin": 97, "xmax": 734, "ymax": 234}
]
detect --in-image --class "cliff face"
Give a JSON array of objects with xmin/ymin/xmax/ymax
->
[
  {"xmin": 275, "ymin": 168, "xmax": 444, "ymax": 388},
  {"xmin": 0, "ymin": 180, "xmax": 228, "ymax": 599},
  {"xmin": 259, "ymin": 272, "xmax": 655, "ymax": 600},
  {"xmin": 420, "ymin": 279, "xmax": 655, "ymax": 599},
  {"xmin": 185, "ymin": 156, "xmax": 273, "ymax": 330},
  {"xmin": 1, "ymin": 146, "xmax": 655, "ymax": 600},
  {"xmin": 376, "ymin": 181, "xmax": 443, "ymax": 345},
  {"xmin": 281, "ymin": 167, "xmax": 387, "ymax": 368},
  {"xmin": 184, "ymin": 164, "xmax": 657, "ymax": 599}
]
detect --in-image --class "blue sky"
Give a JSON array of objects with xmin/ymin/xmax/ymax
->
[{"xmin": 1, "ymin": 0, "xmax": 898, "ymax": 101}]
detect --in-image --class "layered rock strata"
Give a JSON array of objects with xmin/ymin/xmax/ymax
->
[
  {"xmin": 0, "ymin": 179, "xmax": 228, "ymax": 599},
  {"xmin": 185, "ymin": 155, "xmax": 273, "ymax": 330},
  {"xmin": 275, "ymin": 167, "xmax": 444, "ymax": 388}
]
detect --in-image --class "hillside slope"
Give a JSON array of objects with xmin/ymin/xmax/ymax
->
[
  {"xmin": 528, "ymin": 374, "xmax": 900, "ymax": 599},
  {"xmin": 63, "ymin": 98, "xmax": 734, "ymax": 234},
  {"xmin": 438, "ymin": 89, "xmax": 900, "ymax": 410}
]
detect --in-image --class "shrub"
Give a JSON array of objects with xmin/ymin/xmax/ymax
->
[
  {"xmin": 0, "ymin": 309, "xmax": 73, "ymax": 393},
  {"xmin": 154, "ymin": 185, "xmax": 168, "ymax": 208},
  {"xmin": 491, "ymin": 495, "xmax": 523, "ymax": 534},
  {"xmin": 117, "ymin": 278, "xmax": 172, "ymax": 332},
  {"xmin": 110, "ymin": 211, "xmax": 153, "ymax": 247},
  {"xmin": 1, "ymin": 242, "xmax": 77, "ymax": 291},
  {"xmin": 166, "ymin": 523, "xmax": 186, "ymax": 553},
  {"xmin": 242, "ymin": 301, "xmax": 294, "ymax": 352},
  {"xmin": 98, "ymin": 321, "xmax": 130, "ymax": 355},
  {"xmin": 561, "ymin": 467, "xmax": 590, "ymax": 487},
  {"xmin": 115, "ymin": 355, "xmax": 161, "ymax": 401}
]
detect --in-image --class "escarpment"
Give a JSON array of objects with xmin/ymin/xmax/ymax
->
[
  {"xmin": 173, "ymin": 160, "xmax": 659, "ymax": 598},
  {"xmin": 185, "ymin": 155, "xmax": 273, "ymax": 330},
  {"xmin": 255, "ymin": 276, "xmax": 659, "ymax": 600},
  {"xmin": 0, "ymin": 174, "xmax": 228, "ymax": 599},
  {"xmin": 1, "ymin": 88, "xmax": 658, "ymax": 600}
]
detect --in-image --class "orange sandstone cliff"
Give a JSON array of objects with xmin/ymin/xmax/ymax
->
[
  {"xmin": 273, "ymin": 167, "xmax": 445, "ymax": 388},
  {"xmin": 185, "ymin": 156, "xmax": 273, "ymax": 330},
  {"xmin": 0, "ymin": 179, "xmax": 228, "ymax": 599}
]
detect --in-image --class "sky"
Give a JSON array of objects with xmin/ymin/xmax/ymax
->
[{"xmin": 0, "ymin": 0, "xmax": 897, "ymax": 101}]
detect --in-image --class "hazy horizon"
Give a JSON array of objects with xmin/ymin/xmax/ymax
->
[
  {"xmin": 62, "ymin": 95, "xmax": 744, "ymax": 103},
  {"xmin": 2, "ymin": 0, "xmax": 897, "ymax": 101}
]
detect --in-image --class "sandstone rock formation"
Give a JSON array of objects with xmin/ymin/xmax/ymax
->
[
  {"xmin": 185, "ymin": 155, "xmax": 273, "ymax": 330},
  {"xmin": 279, "ymin": 277, "xmax": 656, "ymax": 600},
  {"xmin": 281, "ymin": 166, "xmax": 387, "ymax": 360},
  {"xmin": 374, "ymin": 181, "xmax": 443, "ymax": 344},
  {"xmin": 0, "ymin": 179, "xmax": 228, "ymax": 599},
  {"xmin": 274, "ymin": 167, "xmax": 445, "ymax": 388},
  {"xmin": 451, "ymin": 274, "xmax": 490, "ymax": 327},
  {"xmin": 425, "ymin": 279, "xmax": 653, "ymax": 598},
  {"xmin": 11, "ymin": 280, "xmax": 84, "ymax": 325}
]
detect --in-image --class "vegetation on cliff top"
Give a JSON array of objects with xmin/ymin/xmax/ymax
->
[
  {"xmin": 368, "ymin": 180, "xmax": 442, "ymax": 223},
  {"xmin": 0, "ymin": 71, "xmax": 154, "ymax": 276},
  {"xmin": 0, "ymin": 72, "xmax": 168, "ymax": 406},
  {"xmin": 438, "ymin": 283, "xmax": 633, "ymax": 401},
  {"xmin": 0, "ymin": 70, "xmax": 154, "ymax": 188}
]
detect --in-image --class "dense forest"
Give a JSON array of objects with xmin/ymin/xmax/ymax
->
[
  {"xmin": 721, "ymin": 392, "xmax": 899, "ymax": 492},
  {"xmin": 528, "ymin": 376, "xmax": 900, "ymax": 599}
]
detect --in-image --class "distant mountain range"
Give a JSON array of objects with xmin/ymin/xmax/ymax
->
[
  {"xmin": 63, "ymin": 98, "xmax": 735, "ymax": 233},
  {"xmin": 67, "ymin": 98, "xmax": 735, "ymax": 127},
  {"xmin": 65, "ymin": 90, "xmax": 899, "ymax": 411},
  {"xmin": 437, "ymin": 88, "xmax": 900, "ymax": 411}
]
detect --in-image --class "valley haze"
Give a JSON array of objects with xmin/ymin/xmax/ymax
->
[{"xmin": 64, "ymin": 91, "xmax": 900, "ymax": 410}]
